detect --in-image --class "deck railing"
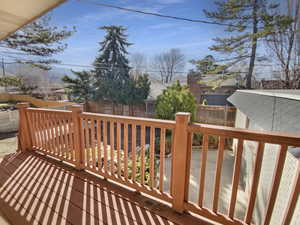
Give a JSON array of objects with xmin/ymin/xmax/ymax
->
[{"xmin": 17, "ymin": 103, "xmax": 300, "ymax": 225}]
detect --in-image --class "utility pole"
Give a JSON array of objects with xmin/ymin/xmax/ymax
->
[{"xmin": 1, "ymin": 57, "xmax": 7, "ymax": 92}]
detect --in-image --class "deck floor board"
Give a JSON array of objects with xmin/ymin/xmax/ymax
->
[{"xmin": 0, "ymin": 152, "xmax": 214, "ymax": 225}]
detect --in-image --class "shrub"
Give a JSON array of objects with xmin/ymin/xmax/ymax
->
[
  {"xmin": 127, "ymin": 146, "xmax": 159, "ymax": 185},
  {"xmin": 155, "ymin": 81, "xmax": 197, "ymax": 121}
]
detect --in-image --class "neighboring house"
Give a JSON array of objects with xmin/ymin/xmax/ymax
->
[
  {"xmin": 31, "ymin": 87, "xmax": 67, "ymax": 100},
  {"xmin": 145, "ymin": 76, "xmax": 187, "ymax": 115},
  {"xmin": 145, "ymin": 77, "xmax": 167, "ymax": 116},
  {"xmin": 261, "ymin": 79, "xmax": 285, "ymax": 89},
  {"xmin": 187, "ymin": 71, "xmax": 237, "ymax": 105},
  {"xmin": 0, "ymin": 72, "xmax": 16, "ymax": 93},
  {"xmin": 228, "ymin": 90, "xmax": 300, "ymax": 225}
]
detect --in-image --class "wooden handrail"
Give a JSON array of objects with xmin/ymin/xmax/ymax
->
[
  {"xmin": 189, "ymin": 123, "xmax": 300, "ymax": 146},
  {"xmin": 27, "ymin": 107, "xmax": 72, "ymax": 115},
  {"xmin": 17, "ymin": 105, "xmax": 300, "ymax": 225},
  {"xmin": 80, "ymin": 112, "xmax": 176, "ymax": 129}
]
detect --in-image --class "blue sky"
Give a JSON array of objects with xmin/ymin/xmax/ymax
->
[{"xmin": 50, "ymin": 0, "xmax": 225, "ymax": 70}]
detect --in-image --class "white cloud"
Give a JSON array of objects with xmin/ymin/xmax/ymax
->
[
  {"xmin": 156, "ymin": 0, "xmax": 186, "ymax": 4},
  {"xmin": 148, "ymin": 22, "xmax": 178, "ymax": 29}
]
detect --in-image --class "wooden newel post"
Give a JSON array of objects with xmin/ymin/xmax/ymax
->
[
  {"xmin": 172, "ymin": 112, "xmax": 191, "ymax": 213},
  {"xmin": 71, "ymin": 105, "xmax": 84, "ymax": 170},
  {"xmin": 17, "ymin": 103, "xmax": 31, "ymax": 152}
]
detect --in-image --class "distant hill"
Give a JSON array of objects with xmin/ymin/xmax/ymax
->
[{"xmin": 1, "ymin": 63, "xmax": 75, "ymax": 84}]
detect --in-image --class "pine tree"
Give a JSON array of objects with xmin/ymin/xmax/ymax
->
[
  {"xmin": 93, "ymin": 26, "xmax": 150, "ymax": 108},
  {"xmin": 204, "ymin": 0, "xmax": 291, "ymax": 88},
  {"xmin": 190, "ymin": 55, "xmax": 227, "ymax": 74},
  {"xmin": 93, "ymin": 26, "xmax": 132, "ymax": 103},
  {"xmin": 122, "ymin": 74, "xmax": 151, "ymax": 116},
  {"xmin": 62, "ymin": 70, "xmax": 93, "ymax": 103},
  {"xmin": 1, "ymin": 15, "xmax": 75, "ymax": 70},
  {"xmin": 123, "ymin": 74, "xmax": 151, "ymax": 105}
]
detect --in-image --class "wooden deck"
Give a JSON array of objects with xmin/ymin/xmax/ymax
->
[{"xmin": 0, "ymin": 151, "xmax": 214, "ymax": 225}]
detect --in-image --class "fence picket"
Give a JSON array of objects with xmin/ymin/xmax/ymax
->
[
  {"xmin": 199, "ymin": 134, "xmax": 208, "ymax": 207},
  {"xmin": 244, "ymin": 142, "xmax": 265, "ymax": 223},
  {"xmin": 132, "ymin": 124, "xmax": 137, "ymax": 182},
  {"xmin": 141, "ymin": 125, "xmax": 146, "ymax": 185},
  {"xmin": 228, "ymin": 139, "xmax": 244, "ymax": 218},
  {"xmin": 281, "ymin": 161, "xmax": 300, "ymax": 225},
  {"xmin": 103, "ymin": 120, "xmax": 108, "ymax": 172},
  {"xmin": 91, "ymin": 119, "xmax": 96, "ymax": 168},
  {"xmin": 110, "ymin": 121, "xmax": 115, "ymax": 175},
  {"xmin": 263, "ymin": 145, "xmax": 287, "ymax": 225},
  {"xmin": 159, "ymin": 128, "xmax": 166, "ymax": 192},
  {"xmin": 150, "ymin": 126, "xmax": 155, "ymax": 188},
  {"xmin": 117, "ymin": 122, "xmax": 121, "ymax": 177},
  {"xmin": 96, "ymin": 119, "xmax": 102, "ymax": 170}
]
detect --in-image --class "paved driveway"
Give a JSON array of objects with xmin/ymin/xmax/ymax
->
[
  {"xmin": 0, "ymin": 133, "xmax": 17, "ymax": 159},
  {"xmin": 163, "ymin": 149, "xmax": 247, "ymax": 220}
]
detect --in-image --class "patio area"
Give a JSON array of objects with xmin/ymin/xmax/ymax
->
[{"xmin": 0, "ymin": 151, "xmax": 213, "ymax": 225}]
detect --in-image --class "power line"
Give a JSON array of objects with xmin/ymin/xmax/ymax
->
[
  {"xmin": 0, "ymin": 52, "xmax": 283, "ymax": 75},
  {"xmin": 3, "ymin": 61, "xmax": 285, "ymax": 75},
  {"xmin": 76, "ymin": 0, "xmax": 239, "ymax": 27},
  {"xmin": 0, "ymin": 45, "xmax": 279, "ymax": 67},
  {"xmin": 1, "ymin": 60, "xmax": 282, "ymax": 74},
  {"xmin": 0, "ymin": 50, "xmax": 279, "ymax": 67}
]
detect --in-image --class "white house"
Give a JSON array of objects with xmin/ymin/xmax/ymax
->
[{"xmin": 228, "ymin": 90, "xmax": 300, "ymax": 225}]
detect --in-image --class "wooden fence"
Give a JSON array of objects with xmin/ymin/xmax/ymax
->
[
  {"xmin": 87, "ymin": 101, "xmax": 236, "ymax": 126},
  {"xmin": 17, "ymin": 103, "xmax": 300, "ymax": 225},
  {"xmin": 86, "ymin": 100, "xmax": 153, "ymax": 117},
  {"xmin": 196, "ymin": 105, "xmax": 236, "ymax": 126},
  {"xmin": 0, "ymin": 93, "xmax": 75, "ymax": 108}
]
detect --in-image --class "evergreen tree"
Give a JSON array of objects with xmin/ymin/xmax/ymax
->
[
  {"xmin": 62, "ymin": 70, "xmax": 93, "ymax": 103},
  {"xmin": 190, "ymin": 55, "xmax": 227, "ymax": 74},
  {"xmin": 93, "ymin": 25, "xmax": 150, "ymax": 107},
  {"xmin": 155, "ymin": 81, "xmax": 196, "ymax": 121},
  {"xmin": 93, "ymin": 26, "xmax": 132, "ymax": 103},
  {"xmin": 1, "ymin": 15, "xmax": 75, "ymax": 70},
  {"xmin": 204, "ymin": 0, "xmax": 292, "ymax": 88},
  {"xmin": 122, "ymin": 74, "xmax": 151, "ymax": 115},
  {"xmin": 123, "ymin": 74, "xmax": 151, "ymax": 105}
]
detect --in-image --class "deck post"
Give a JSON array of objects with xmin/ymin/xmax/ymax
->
[
  {"xmin": 172, "ymin": 112, "xmax": 191, "ymax": 213},
  {"xmin": 71, "ymin": 105, "xmax": 84, "ymax": 169},
  {"xmin": 17, "ymin": 103, "xmax": 31, "ymax": 151}
]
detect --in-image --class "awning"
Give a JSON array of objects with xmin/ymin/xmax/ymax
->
[{"xmin": 0, "ymin": 0, "xmax": 66, "ymax": 40}]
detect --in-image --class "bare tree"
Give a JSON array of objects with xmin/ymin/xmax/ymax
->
[
  {"xmin": 265, "ymin": 0, "xmax": 300, "ymax": 88},
  {"xmin": 130, "ymin": 52, "xmax": 147, "ymax": 79},
  {"xmin": 153, "ymin": 48, "xmax": 185, "ymax": 84}
]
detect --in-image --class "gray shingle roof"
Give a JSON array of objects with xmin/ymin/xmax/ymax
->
[{"xmin": 200, "ymin": 74, "xmax": 237, "ymax": 87}]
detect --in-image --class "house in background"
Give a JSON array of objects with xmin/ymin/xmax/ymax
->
[
  {"xmin": 228, "ymin": 90, "xmax": 300, "ymax": 225},
  {"xmin": 144, "ymin": 77, "xmax": 168, "ymax": 117},
  {"xmin": 187, "ymin": 71, "xmax": 237, "ymax": 105},
  {"xmin": 260, "ymin": 79, "xmax": 285, "ymax": 89}
]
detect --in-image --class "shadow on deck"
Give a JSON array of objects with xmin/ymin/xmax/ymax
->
[{"xmin": 0, "ymin": 151, "xmax": 214, "ymax": 225}]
